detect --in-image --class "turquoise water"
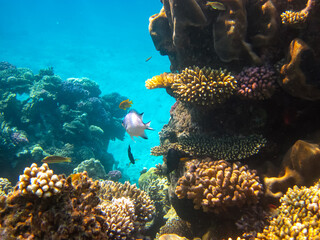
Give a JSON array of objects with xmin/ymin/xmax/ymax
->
[{"xmin": 0, "ymin": 0, "xmax": 175, "ymax": 183}]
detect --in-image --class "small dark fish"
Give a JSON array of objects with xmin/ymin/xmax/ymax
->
[
  {"xmin": 128, "ymin": 145, "xmax": 135, "ymax": 164},
  {"xmin": 41, "ymin": 155, "xmax": 71, "ymax": 164},
  {"xmin": 166, "ymin": 148, "xmax": 181, "ymax": 174},
  {"xmin": 145, "ymin": 56, "xmax": 152, "ymax": 62}
]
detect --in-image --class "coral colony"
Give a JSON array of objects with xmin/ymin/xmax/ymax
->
[{"xmin": 1, "ymin": 0, "xmax": 320, "ymax": 238}]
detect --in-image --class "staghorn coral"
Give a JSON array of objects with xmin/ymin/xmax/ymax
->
[
  {"xmin": 0, "ymin": 178, "xmax": 12, "ymax": 196},
  {"xmin": 257, "ymin": 181, "xmax": 320, "ymax": 239},
  {"xmin": 175, "ymin": 159, "xmax": 263, "ymax": 214},
  {"xmin": 98, "ymin": 180, "xmax": 155, "ymax": 231},
  {"xmin": 73, "ymin": 158, "xmax": 107, "ymax": 180},
  {"xmin": 236, "ymin": 66, "xmax": 278, "ymax": 100},
  {"xmin": 147, "ymin": 66, "xmax": 237, "ymax": 107},
  {"xmin": 177, "ymin": 134, "xmax": 267, "ymax": 161}
]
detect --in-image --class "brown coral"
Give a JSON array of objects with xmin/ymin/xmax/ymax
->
[
  {"xmin": 175, "ymin": 159, "xmax": 263, "ymax": 214},
  {"xmin": 98, "ymin": 180, "xmax": 155, "ymax": 230},
  {"xmin": 0, "ymin": 178, "xmax": 12, "ymax": 196}
]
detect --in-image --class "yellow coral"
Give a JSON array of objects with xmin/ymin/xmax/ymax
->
[
  {"xmin": 172, "ymin": 67, "xmax": 237, "ymax": 106},
  {"xmin": 146, "ymin": 72, "xmax": 176, "ymax": 89},
  {"xmin": 280, "ymin": 10, "xmax": 308, "ymax": 25},
  {"xmin": 17, "ymin": 163, "xmax": 65, "ymax": 198},
  {"xmin": 175, "ymin": 159, "xmax": 263, "ymax": 213},
  {"xmin": 257, "ymin": 181, "xmax": 320, "ymax": 239}
]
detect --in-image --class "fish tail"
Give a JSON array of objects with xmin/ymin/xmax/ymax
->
[{"xmin": 145, "ymin": 121, "xmax": 154, "ymax": 130}]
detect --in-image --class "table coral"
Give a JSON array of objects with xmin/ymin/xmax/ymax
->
[
  {"xmin": 236, "ymin": 66, "xmax": 278, "ymax": 100},
  {"xmin": 175, "ymin": 159, "xmax": 263, "ymax": 214},
  {"xmin": 146, "ymin": 66, "xmax": 237, "ymax": 107},
  {"xmin": 257, "ymin": 181, "xmax": 320, "ymax": 239},
  {"xmin": 177, "ymin": 134, "xmax": 267, "ymax": 161}
]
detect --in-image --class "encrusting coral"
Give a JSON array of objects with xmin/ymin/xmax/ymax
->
[
  {"xmin": 257, "ymin": 180, "xmax": 320, "ymax": 239},
  {"xmin": 146, "ymin": 66, "xmax": 237, "ymax": 106},
  {"xmin": 0, "ymin": 163, "xmax": 155, "ymax": 239},
  {"xmin": 175, "ymin": 159, "xmax": 263, "ymax": 214}
]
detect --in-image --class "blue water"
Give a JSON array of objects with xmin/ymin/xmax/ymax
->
[{"xmin": 0, "ymin": 0, "xmax": 175, "ymax": 183}]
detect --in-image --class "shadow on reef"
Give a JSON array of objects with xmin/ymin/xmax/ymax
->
[{"xmin": 0, "ymin": 62, "xmax": 127, "ymax": 183}]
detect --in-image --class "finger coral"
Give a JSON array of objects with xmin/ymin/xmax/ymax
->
[
  {"xmin": 175, "ymin": 159, "xmax": 263, "ymax": 213},
  {"xmin": 146, "ymin": 66, "xmax": 237, "ymax": 106},
  {"xmin": 177, "ymin": 134, "xmax": 267, "ymax": 161},
  {"xmin": 257, "ymin": 181, "xmax": 320, "ymax": 239}
]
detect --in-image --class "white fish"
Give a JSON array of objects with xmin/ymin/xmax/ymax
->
[{"xmin": 122, "ymin": 110, "xmax": 154, "ymax": 140}]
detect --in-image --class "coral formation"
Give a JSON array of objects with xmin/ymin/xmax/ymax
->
[
  {"xmin": 257, "ymin": 181, "xmax": 320, "ymax": 239},
  {"xmin": 98, "ymin": 180, "xmax": 156, "ymax": 230},
  {"xmin": 175, "ymin": 159, "xmax": 263, "ymax": 213},
  {"xmin": 73, "ymin": 158, "xmax": 107, "ymax": 180},
  {"xmin": 236, "ymin": 66, "xmax": 278, "ymax": 100},
  {"xmin": 17, "ymin": 163, "xmax": 65, "ymax": 198},
  {"xmin": 0, "ymin": 163, "xmax": 155, "ymax": 239},
  {"xmin": 0, "ymin": 178, "xmax": 12, "ymax": 196},
  {"xmin": 146, "ymin": 66, "xmax": 237, "ymax": 106},
  {"xmin": 107, "ymin": 170, "xmax": 122, "ymax": 182},
  {"xmin": 177, "ymin": 134, "xmax": 267, "ymax": 161},
  {"xmin": 0, "ymin": 65, "xmax": 127, "ymax": 181}
]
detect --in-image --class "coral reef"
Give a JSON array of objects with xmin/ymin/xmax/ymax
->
[
  {"xmin": 0, "ymin": 65, "xmax": 127, "ymax": 181},
  {"xmin": 0, "ymin": 163, "xmax": 155, "ymax": 239},
  {"xmin": 0, "ymin": 178, "xmax": 12, "ymax": 196},
  {"xmin": 257, "ymin": 180, "xmax": 320, "ymax": 239},
  {"xmin": 73, "ymin": 158, "xmax": 107, "ymax": 180},
  {"xmin": 236, "ymin": 66, "xmax": 278, "ymax": 100},
  {"xmin": 175, "ymin": 159, "xmax": 263, "ymax": 214}
]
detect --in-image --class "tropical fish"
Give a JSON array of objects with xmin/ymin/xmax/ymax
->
[
  {"xmin": 145, "ymin": 56, "xmax": 152, "ymax": 62},
  {"xmin": 206, "ymin": 1, "xmax": 226, "ymax": 10},
  {"xmin": 119, "ymin": 99, "xmax": 133, "ymax": 110},
  {"xmin": 41, "ymin": 155, "xmax": 71, "ymax": 164},
  {"xmin": 166, "ymin": 148, "xmax": 181, "ymax": 174},
  {"xmin": 122, "ymin": 110, "xmax": 154, "ymax": 140},
  {"xmin": 128, "ymin": 145, "xmax": 136, "ymax": 164}
]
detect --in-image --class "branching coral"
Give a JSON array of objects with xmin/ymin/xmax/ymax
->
[
  {"xmin": 146, "ymin": 66, "xmax": 237, "ymax": 106},
  {"xmin": 175, "ymin": 159, "xmax": 263, "ymax": 213},
  {"xmin": 257, "ymin": 181, "xmax": 320, "ymax": 239},
  {"xmin": 177, "ymin": 134, "xmax": 267, "ymax": 161},
  {"xmin": 280, "ymin": 0, "xmax": 316, "ymax": 26}
]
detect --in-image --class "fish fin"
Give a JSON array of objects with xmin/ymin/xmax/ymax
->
[
  {"xmin": 145, "ymin": 121, "xmax": 154, "ymax": 130},
  {"xmin": 140, "ymin": 132, "xmax": 148, "ymax": 139}
]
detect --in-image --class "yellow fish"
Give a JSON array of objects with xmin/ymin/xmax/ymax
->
[
  {"xmin": 41, "ymin": 155, "xmax": 71, "ymax": 164},
  {"xmin": 119, "ymin": 99, "xmax": 133, "ymax": 110},
  {"xmin": 206, "ymin": 1, "xmax": 226, "ymax": 10},
  {"xmin": 145, "ymin": 56, "xmax": 152, "ymax": 62}
]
